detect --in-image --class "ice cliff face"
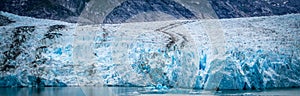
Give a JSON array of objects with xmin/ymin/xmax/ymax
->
[{"xmin": 0, "ymin": 12, "xmax": 300, "ymax": 90}]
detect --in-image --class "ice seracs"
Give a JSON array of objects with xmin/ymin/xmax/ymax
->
[{"xmin": 0, "ymin": 11, "xmax": 300, "ymax": 90}]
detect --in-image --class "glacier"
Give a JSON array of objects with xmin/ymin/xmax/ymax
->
[{"xmin": 0, "ymin": 11, "xmax": 300, "ymax": 90}]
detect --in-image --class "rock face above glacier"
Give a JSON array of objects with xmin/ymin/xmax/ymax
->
[
  {"xmin": 0, "ymin": 12, "xmax": 300, "ymax": 90},
  {"xmin": 210, "ymin": 0, "xmax": 300, "ymax": 18},
  {"xmin": 1, "ymin": 0, "xmax": 300, "ymax": 23},
  {"xmin": 0, "ymin": 0, "xmax": 89, "ymax": 23},
  {"xmin": 102, "ymin": 0, "xmax": 197, "ymax": 24}
]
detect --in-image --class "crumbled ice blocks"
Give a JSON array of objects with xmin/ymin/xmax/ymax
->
[
  {"xmin": 0, "ymin": 25, "xmax": 70, "ymax": 87},
  {"xmin": 93, "ymin": 14, "xmax": 300, "ymax": 90},
  {"xmin": 0, "ymin": 11, "xmax": 300, "ymax": 90},
  {"xmin": 0, "ymin": 12, "xmax": 73, "ymax": 87}
]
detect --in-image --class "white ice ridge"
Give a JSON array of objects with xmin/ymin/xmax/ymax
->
[{"xmin": 1, "ymin": 11, "xmax": 300, "ymax": 89}]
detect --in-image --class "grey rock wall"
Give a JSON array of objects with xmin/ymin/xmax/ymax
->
[{"xmin": 1, "ymin": 0, "xmax": 300, "ymax": 23}]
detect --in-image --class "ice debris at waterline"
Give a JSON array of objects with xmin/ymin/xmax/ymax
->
[{"xmin": 0, "ymin": 11, "xmax": 300, "ymax": 90}]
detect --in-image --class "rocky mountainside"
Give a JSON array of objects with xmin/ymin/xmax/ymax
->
[
  {"xmin": 0, "ymin": 0, "xmax": 299, "ymax": 23},
  {"xmin": 210, "ymin": 0, "xmax": 300, "ymax": 18},
  {"xmin": 0, "ymin": 0, "xmax": 89, "ymax": 23}
]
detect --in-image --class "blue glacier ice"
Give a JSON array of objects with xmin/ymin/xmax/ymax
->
[{"xmin": 0, "ymin": 11, "xmax": 300, "ymax": 90}]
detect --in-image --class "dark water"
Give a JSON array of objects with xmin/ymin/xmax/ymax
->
[{"xmin": 0, "ymin": 87, "xmax": 299, "ymax": 96}]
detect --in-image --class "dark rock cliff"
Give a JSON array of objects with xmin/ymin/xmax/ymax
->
[
  {"xmin": 0, "ymin": 0, "xmax": 299, "ymax": 23},
  {"xmin": 0, "ymin": 0, "xmax": 89, "ymax": 23},
  {"xmin": 210, "ymin": 0, "xmax": 300, "ymax": 18}
]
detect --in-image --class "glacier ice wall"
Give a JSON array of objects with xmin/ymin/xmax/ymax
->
[{"xmin": 0, "ymin": 11, "xmax": 300, "ymax": 90}]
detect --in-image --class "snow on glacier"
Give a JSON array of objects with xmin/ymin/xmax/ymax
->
[{"xmin": 0, "ymin": 11, "xmax": 300, "ymax": 90}]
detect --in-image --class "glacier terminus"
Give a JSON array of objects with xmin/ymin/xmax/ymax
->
[{"xmin": 0, "ymin": 11, "xmax": 300, "ymax": 90}]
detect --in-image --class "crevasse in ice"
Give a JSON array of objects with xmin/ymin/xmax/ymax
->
[{"xmin": 0, "ymin": 12, "xmax": 300, "ymax": 90}]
